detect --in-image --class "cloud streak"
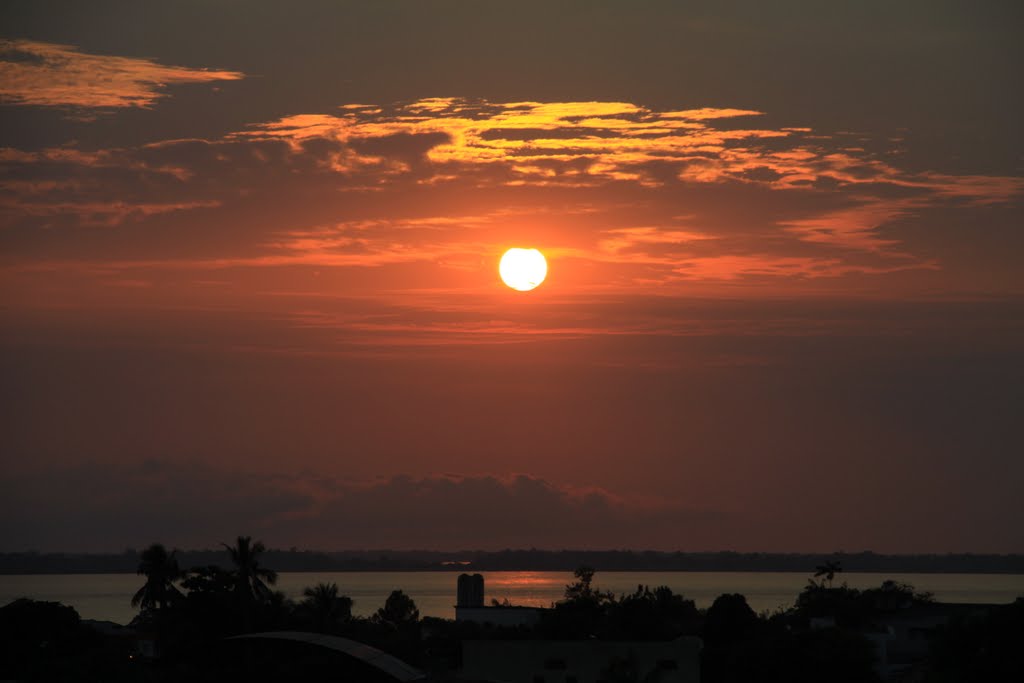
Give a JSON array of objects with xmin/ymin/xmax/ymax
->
[
  {"xmin": 0, "ymin": 39, "xmax": 244, "ymax": 109},
  {"xmin": 1, "ymin": 97, "xmax": 1021, "ymax": 301},
  {"xmin": 236, "ymin": 98, "xmax": 1023, "ymax": 204}
]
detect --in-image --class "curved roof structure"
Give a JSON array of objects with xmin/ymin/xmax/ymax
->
[{"xmin": 229, "ymin": 631, "xmax": 424, "ymax": 681}]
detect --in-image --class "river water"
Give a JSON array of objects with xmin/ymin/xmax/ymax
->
[{"xmin": 2, "ymin": 571, "xmax": 1021, "ymax": 626}]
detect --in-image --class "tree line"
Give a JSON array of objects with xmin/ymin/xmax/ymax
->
[
  {"xmin": 2, "ymin": 540, "xmax": 1021, "ymax": 682},
  {"xmin": 131, "ymin": 537, "xmax": 420, "ymax": 637}
]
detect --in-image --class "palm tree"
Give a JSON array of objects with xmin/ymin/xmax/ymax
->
[
  {"xmin": 131, "ymin": 543, "xmax": 183, "ymax": 613},
  {"xmin": 301, "ymin": 582, "xmax": 353, "ymax": 632},
  {"xmin": 222, "ymin": 535, "xmax": 278, "ymax": 601}
]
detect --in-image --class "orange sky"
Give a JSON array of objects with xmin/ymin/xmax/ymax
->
[{"xmin": 1, "ymin": 1, "xmax": 1022, "ymax": 553}]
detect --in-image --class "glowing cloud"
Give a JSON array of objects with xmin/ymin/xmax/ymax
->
[
  {"xmin": 0, "ymin": 39, "xmax": 244, "ymax": 109},
  {"xmin": 2, "ymin": 97, "xmax": 1022, "ymax": 296}
]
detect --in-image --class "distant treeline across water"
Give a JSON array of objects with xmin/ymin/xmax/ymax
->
[{"xmin": 3, "ymin": 549, "xmax": 1023, "ymax": 575}]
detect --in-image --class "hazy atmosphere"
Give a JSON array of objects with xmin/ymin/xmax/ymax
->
[{"xmin": 2, "ymin": 1, "xmax": 1022, "ymax": 554}]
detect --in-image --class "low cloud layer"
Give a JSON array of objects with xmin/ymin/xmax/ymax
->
[{"xmin": 0, "ymin": 462, "xmax": 720, "ymax": 552}]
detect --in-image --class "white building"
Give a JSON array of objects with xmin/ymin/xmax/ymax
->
[{"xmin": 454, "ymin": 573, "xmax": 545, "ymax": 628}]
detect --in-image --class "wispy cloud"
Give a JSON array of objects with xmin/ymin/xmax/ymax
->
[
  {"xmin": 235, "ymin": 99, "xmax": 782, "ymax": 187},
  {"xmin": 671, "ymin": 254, "xmax": 938, "ymax": 281},
  {"xmin": 1, "ymin": 97, "xmax": 1021, "ymax": 295},
  {"xmin": 0, "ymin": 39, "xmax": 244, "ymax": 109},
  {"xmin": 234, "ymin": 98, "xmax": 1022, "ymax": 202}
]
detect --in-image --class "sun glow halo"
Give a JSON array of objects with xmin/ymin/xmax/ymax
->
[{"xmin": 499, "ymin": 248, "xmax": 548, "ymax": 291}]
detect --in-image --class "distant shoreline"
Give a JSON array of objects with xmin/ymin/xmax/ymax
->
[
  {"xmin": 3, "ymin": 550, "xmax": 1023, "ymax": 575},
  {"xmin": 6, "ymin": 569, "xmax": 1024, "ymax": 576}
]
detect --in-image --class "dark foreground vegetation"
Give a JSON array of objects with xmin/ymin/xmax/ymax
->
[{"xmin": 1, "ymin": 539, "xmax": 1021, "ymax": 682}]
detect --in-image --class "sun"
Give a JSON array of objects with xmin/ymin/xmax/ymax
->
[{"xmin": 499, "ymin": 248, "xmax": 548, "ymax": 291}]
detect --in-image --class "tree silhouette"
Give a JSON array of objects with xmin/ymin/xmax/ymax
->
[
  {"xmin": 814, "ymin": 560, "xmax": 842, "ymax": 588},
  {"xmin": 704, "ymin": 593, "xmax": 758, "ymax": 644},
  {"xmin": 374, "ymin": 589, "xmax": 419, "ymax": 626},
  {"xmin": 222, "ymin": 535, "xmax": 278, "ymax": 602},
  {"xmin": 608, "ymin": 584, "xmax": 699, "ymax": 640},
  {"xmin": 180, "ymin": 564, "xmax": 234, "ymax": 595},
  {"xmin": 301, "ymin": 582, "xmax": 353, "ymax": 632},
  {"xmin": 131, "ymin": 543, "xmax": 183, "ymax": 613},
  {"xmin": 563, "ymin": 565, "xmax": 613, "ymax": 604},
  {"xmin": 220, "ymin": 536, "xmax": 278, "ymax": 633},
  {"xmin": 544, "ymin": 566, "xmax": 616, "ymax": 639}
]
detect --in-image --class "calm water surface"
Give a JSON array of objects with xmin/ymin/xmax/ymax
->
[{"xmin": 2, "ymin": 571, "xmax": 1021, "ymax": 626}]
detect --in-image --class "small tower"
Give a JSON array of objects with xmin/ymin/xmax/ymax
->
[
  {"xmin": 457, "ymin": 573, "xmax": 484, "ymax": 608},
  {"xmin": 455, "ymin": 573, "xmax": 543, "ymax": 626}
]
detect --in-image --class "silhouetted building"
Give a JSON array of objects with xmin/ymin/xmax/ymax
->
[
  {"xmin": 864, "ymin": 602, "xmax": 998, "ymax": 680},
  {"xmin": 457, "ymin": 573, "xmax": 485, "ymax": 608},
  {"xmin": 455, "ymin": 573, "xmax": 544, "ymax": 627}
]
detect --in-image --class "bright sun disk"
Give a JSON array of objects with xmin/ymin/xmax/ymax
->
[{"xmin": 499, "ymin": 247, "xmax": 547, "ymax": 291}]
